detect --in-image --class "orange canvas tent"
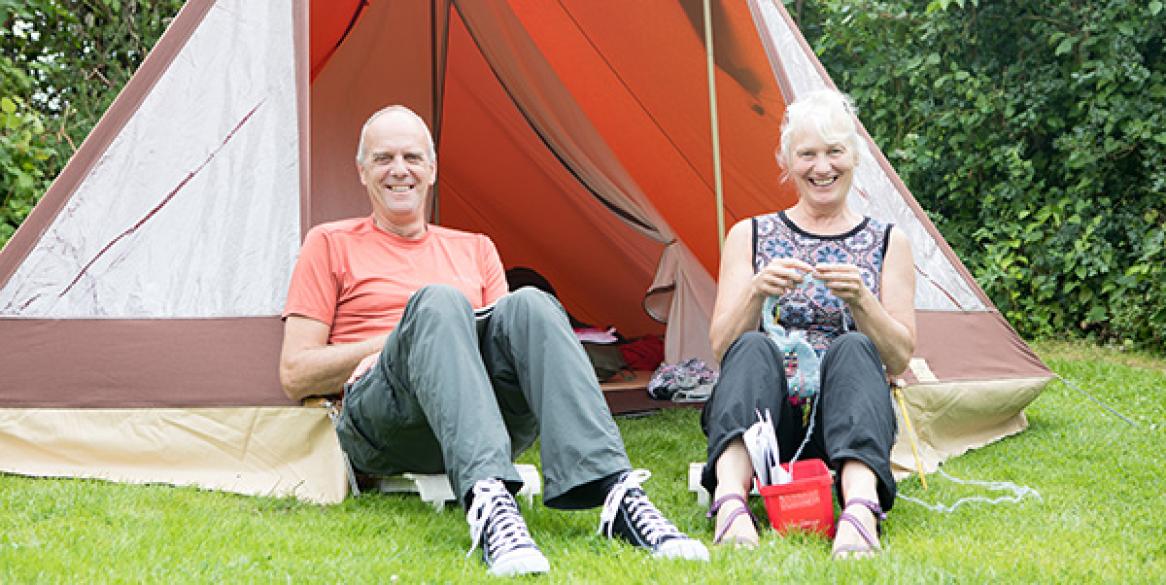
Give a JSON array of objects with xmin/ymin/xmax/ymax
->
[{"xmin": 0, "ymin": 0, "xmax": 1051, "ymax": 503}]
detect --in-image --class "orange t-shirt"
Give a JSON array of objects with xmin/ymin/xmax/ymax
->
[{"xmin": 283, "ymin": 216, "xmax": 508, "ymax": 344}]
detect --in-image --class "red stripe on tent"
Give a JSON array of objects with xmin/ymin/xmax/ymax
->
[
  {"xmin": 58, "ymin": 101, "xmax": 265, "ymax": 299},
  {"xmin": 746, "ymin": 0, "xmax": 795, "ymax": 102},
  {"xmin": 0, "ymin": 317, "xmax": 290, "ymax": 408},
  {"xmin": 914, "ymin": 264, "xmax": 967, "ymax": 312}
]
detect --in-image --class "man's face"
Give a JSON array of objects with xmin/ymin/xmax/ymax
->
[{"xmin": 356, "ymin": 112, "xmax": 436, "ymax": 226}]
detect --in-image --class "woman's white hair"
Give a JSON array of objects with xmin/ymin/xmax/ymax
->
[{"xmin": 777, "ymin": 89, "xmax": 861, "ymax": 170}]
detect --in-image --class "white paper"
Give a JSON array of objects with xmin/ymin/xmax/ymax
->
[{"xmin": 742, "ymin": 409, "xmax": 791, "ymax": 486}]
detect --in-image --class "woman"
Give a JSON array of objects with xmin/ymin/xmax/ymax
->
[{"xmin": 701, "ymin": 89, "xmax": 916, "ymax": 557}]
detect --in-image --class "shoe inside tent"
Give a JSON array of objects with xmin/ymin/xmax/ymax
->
[{"xmin": 0, "ymin": 0, "xmax": 1052, "ymax": 504}]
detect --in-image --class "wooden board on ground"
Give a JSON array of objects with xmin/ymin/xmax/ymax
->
[{"xmin": 599, "ymin": 370, "xmax": 702, "ymax": 415}]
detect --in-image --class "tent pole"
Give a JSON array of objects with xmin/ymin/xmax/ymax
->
[
  {"xmin": 430, "ymin": 0, "xmax": 451, "ymax": 226},
  {"xmin": 702, "ymin": 0, "xmax": 726, "ymax": 251}
]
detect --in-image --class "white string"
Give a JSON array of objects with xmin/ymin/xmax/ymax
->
[
  {"xmin": 788, "ymin": 392, "xmax": 819, "ymax": 469},
  {"xmin": 323, "ymin": 399, "xmax": 361, "ymax": 497},
  {"xmin": 1056, "ymin": 374, "xmax": 1137, "ymax": 427},
  {"xmin": 897, "ymin": 468, "xmax": 1041, "ymax": 513}
]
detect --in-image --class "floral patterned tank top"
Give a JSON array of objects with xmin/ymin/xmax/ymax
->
[{"xmin": 753, "ymin": 211, "xmax": 892, "ymax": 355}]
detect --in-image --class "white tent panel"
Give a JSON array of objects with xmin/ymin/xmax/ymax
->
[
  {"xmin": 748, "ymin": 0, "xmax": 985, "ymax": 312},
  {"xmin": 0, "ymin": 0, "xmax": 299, "ymax": 318}
]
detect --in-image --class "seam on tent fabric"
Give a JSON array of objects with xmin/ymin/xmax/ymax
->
[
  {"xmin": 434, "ymin": 179, "xmax": 504, "ymax": 237},
  {"xmin": 431, "ymin": 0, "xmax": 451, "ymax": 151},
  {"xmin": 294, "ymin": 0, "xmax": 311, "ymax": 240},
  {"xmin": 310, "ymin": 0, "xmax": 368, "ymax": 82},
  {"xmin": 641, "ymin": 284, "xmax": 675, "ymax": 324},
  {"xmin": 745, "ymin": 0, "xmax": 795, "ymax": 102},
  {"xmin": 641, "ymin": 240, "xmax": 683, "ymax": 323},
  {"xmin": 56, "ymin": 100, "xmax": 266, "ymax": 301},
  {"xmin": 451, "ymin": 1, "xmax": 660, "ymax": 238},
  {"xmin": 874, "ymin": 222, "xmax": 968, "ymax": 313},
  {"xmin": 552, "ymin": 0, "xmax": 722, "ymax": 209},
  {"xmin": 430, "ymin": 0, "xmax": 452, "ymax": 225},
  {"xmin": 900, "ymin": 375, "xmax": 1053, "ymax": 386}
]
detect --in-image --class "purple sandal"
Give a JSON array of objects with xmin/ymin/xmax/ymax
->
[
  {"xmin": 707, "ymin": 493, "xmax": 758, "ymax": 547},
  {"xmin": 832, "ymin": 497, "xmax": 886, "ymax": 558}
]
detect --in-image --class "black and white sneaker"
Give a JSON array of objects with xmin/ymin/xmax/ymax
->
[
  {"xmin": 466, "ymin": 478, "xmax": 550, "ymax": 577},
  {"xmin": 597, "ymin": 469, "xmax": 710, "ymax": 561}
]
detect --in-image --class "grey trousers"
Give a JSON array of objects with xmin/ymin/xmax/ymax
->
[
  {"xmin": 701, "ymin": 331, "xmax": 898, "ymax": 511},
  {"xmin": 334, "ymin": 284, "xmax": 631, "ymax": 509}
]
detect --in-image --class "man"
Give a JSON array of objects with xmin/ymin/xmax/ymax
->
[{"xmin": 279, "ymin": 106, "xmax": 708, "ymax": 577}]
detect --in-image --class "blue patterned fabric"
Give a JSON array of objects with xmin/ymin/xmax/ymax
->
[{"xmin": 754, "ymin": 211, "xmax": 891, "ymax": 355}]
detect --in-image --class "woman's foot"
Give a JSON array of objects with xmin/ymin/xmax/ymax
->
[
  {"xmin": 709, "ymin": 493, "xmax": 759, "ymax": 548},
  {"xmin": 831, "ymin": 498, "xmax": 884, "ymax": 559}
]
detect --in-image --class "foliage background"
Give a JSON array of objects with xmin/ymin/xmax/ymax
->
[
  {"xmin": 790, "ymin": 0, "xmax": 1165, "ymax": 349},
  {"xmin": 2, "ymin": 0, "xmax": 1163, "ymax": 349},
  {"xmin": 0, "ymin": 0, "xmax": 184, "ymax": 245}
]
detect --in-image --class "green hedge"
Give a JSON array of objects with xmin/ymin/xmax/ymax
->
[
  {"xmin": 792, "ymin": 0, "xmax": 1165, "ymax": 349},
  {"xmin": 0, "ymin": 84, "xmax": 53, "ymax": 247},
  {"xmin": 0, "ymin": 0, "xmax": 183, "ymax": 247}
]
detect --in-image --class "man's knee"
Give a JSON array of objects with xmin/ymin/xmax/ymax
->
[
  {"xmin": 404, "ymin": 285, "xmax": 474, "ymax": 326},
  {"xmin": 409, "ymin": 284, "xmax": 471, "ymax": 311},
  {"xmin": 496, "ymin": 286, "xmax": 564, "ymax": 320}
]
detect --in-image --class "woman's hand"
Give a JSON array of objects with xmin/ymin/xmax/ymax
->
[
  {"xmin": 814, "ymin": 262, "xmax": 870, "ymax": 305},
  {"xmin": 711, "ymin": 220, "xmax": 812, "ymax": 360},
  {"xmin": 812, "ymin": 230, "xmax": 917, "ymax": 376},
  {"xmin": 754, "ymin": 257, "xmax": 815, "ymax": 298}
]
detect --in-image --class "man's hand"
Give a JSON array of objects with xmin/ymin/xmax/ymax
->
[
  {"xmin": 347, "ymin": 352, "xmax": 380, "ymax": 385},
  {"xmin": 279, "ymin": 315, "xmax": 388, "ymax": 401}
]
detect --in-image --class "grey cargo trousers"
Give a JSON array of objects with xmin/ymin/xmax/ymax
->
[{"xmin": 335, "ymin": 284, "xmax": 631, "ymax": 508}]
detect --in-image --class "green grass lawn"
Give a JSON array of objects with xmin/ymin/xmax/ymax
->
[{"xmin": 2, "ymin": 341, "xmax": 1163, "ymax": 583}]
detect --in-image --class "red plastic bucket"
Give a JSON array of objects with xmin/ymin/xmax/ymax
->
[{"xmin": 757, "ymin": 459, "xmax": 835, "ymax": 538}]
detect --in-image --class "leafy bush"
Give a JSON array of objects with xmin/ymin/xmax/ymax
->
[
  {"xmin": 1, "ymin": 29, "xmax": 54, "ymax": 248},
  {"xmin": 794, "ymin": 0, "xmax": 1166, "ymax": 349},
  {"xmin": 0, "ymin": 92, "xmax": 53, "ymax": 247},
  {"xmin": 0, "ymin": 0, "xmax": 183, "ymax": 248}
]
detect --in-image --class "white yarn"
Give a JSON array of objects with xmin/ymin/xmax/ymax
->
[{"xmin": 897, "ymin": 468, "xmax": 1041, "ymax": 513}]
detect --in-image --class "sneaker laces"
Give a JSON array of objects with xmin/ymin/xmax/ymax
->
[
  {"xmin": 598, "ymin": 469, "xmax": 685, "ymax": 544},
  {"xmin": 466, "ymin": 479, "xmax": 536, "ymax": 560}
]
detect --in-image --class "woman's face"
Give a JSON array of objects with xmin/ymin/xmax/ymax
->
[{"xmin": 786, "ymin": 129, "xmax": 856, "ymax": 207}]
